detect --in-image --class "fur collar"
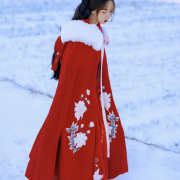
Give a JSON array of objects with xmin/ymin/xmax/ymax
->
[{"xmin": 61, "ymin": 19, "xmax": 110, "ymax": 51}]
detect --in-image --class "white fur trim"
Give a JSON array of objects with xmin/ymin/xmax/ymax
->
[{"xmin": 61, "ymin": 20, "xmax": 110, "ymax": 51}]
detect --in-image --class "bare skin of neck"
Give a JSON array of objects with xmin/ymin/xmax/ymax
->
[{"xmin": 88, "ymin": 12, "xmax": 98, "ymax": 25}]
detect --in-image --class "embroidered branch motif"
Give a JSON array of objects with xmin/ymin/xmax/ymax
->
[
  {"xmin": 66, "ymin": 89, "xmax": 95, "ymax": 153},
  {"xmin": 66, "ymin": 122, "xmax": 79, "ymax": 153},
  {"xmin": 107, "ymin": 111, "xmax": 119, "ymax": 142},
  {"xmin": 99, "ymin": 86, "xmax": 120, "ymax": 143},
  {"xmin": 99, "ymin": 86, "xmax": 111, "ymax": 111},
  {"xmin": 66, "ymin": 121, "xmax": 95, "ymax": 153}
]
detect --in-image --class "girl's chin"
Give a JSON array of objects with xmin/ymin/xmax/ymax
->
[{"xmin": 100, "ymin": 21, "xmax": 106, "ymax": 24}]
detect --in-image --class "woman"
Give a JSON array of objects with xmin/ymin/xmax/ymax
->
[{"xmin": 25, "ymin": 0, "xmax": 128, "ymax": 180}]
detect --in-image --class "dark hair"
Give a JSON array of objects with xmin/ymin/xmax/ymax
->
[
  {"xmin": 72, "ymin": 0, "xmax": 115, "ymax": 21},
  {"xmin": 51, "ymin": 0, "xmax": 116, "ymax": 80}
]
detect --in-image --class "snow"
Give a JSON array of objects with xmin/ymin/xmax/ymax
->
[
  {"xmin": 0, "ymin": 82, "xmax": 53, "ymax": 180},
  {"xmin": 0, "ymin": 0, "xmax": 180, "ymax": 179},
  {"xmin": 0, "ymin": 81, "xmax": 180, "ymax": 179}
]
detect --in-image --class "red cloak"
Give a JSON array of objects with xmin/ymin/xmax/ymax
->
[{"xmin": 25, "ymin": 18, "xmax": 128, "ymax": 180}]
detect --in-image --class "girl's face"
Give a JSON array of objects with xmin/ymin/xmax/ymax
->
[{"xmin": 97, "ymin": 1, "xmax": 115, "ymax": 24}]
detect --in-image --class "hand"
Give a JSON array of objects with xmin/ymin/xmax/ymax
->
[{"xmin": 103, "ymin": 35, "xmax": 110, "ymax": 46}]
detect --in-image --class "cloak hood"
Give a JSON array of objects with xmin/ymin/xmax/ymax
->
[{"xmin": 61, "ymin": 19, "xmax": 111, "ymax": 51}]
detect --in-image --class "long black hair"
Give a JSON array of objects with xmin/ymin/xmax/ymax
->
[{"xmin": 51, "ymin": 0, "xmax": 116, "ymax": 80}]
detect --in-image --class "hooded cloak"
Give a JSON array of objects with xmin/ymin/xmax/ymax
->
[{"xmin": 25, "ymin": 18, "xmax": 128, "ymax": 180}]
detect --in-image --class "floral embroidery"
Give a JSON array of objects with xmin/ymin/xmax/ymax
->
[
  {"xmin": 99, "ymin": 91, "xmax": 111, "ymax": 111},
  {"xmin": 86, "ymin": 89, "xmax": 90, "ymax": 95},
  {"xmin": 107, "ymin": 111, "xmax": 119, "ymax": 142},
  {"xmin": 90, "ymin": 121, "xmax": 95, "ymax": 127},
  {"xmin": 107, "ymin": 122, "xmax": 112, "ymax": 135},
  {"xmin": 66, "ymin": 122, "xmax": 79, "ymax": 153},
  {"xmin": 93, "ymin": 168, "xmax": 103, "ymax": 180},
  {"xmin": 74, "ymin": 100, "xmax": 87, "ymax": 121},
  {"xmin": 66, "ymin": 89, "xmax": 95, "ymax": 153},
  {"xmin": 66, "ymin": 121, "xmax": 95, "ymax": 153},
  {"xmin": 93, "ymin": 158, "xmax": 103, "ymax": 180},
  {"xmin": 93, "ymin": 136, "xmax": 104, "ymax": 180},
  {"xmin": 74, "ymin": 132, "xmax": 88, "ymax": 148},
  {"xmin": 74, "ymin": 88, "xmax": 91, "ymax": 121},
  {"xmin": 99, "ymin": 86, "xmax": 120, "ymax": 143}
]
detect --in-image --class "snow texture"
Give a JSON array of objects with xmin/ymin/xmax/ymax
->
[{"xmin": 0, "ymin": 0, "xmax": 180, "ymax": 179}]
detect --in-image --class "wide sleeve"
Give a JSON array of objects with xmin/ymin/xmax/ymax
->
[{"xmin": 100, "ymin": 49, "xmax": 129, "ymax": 177}]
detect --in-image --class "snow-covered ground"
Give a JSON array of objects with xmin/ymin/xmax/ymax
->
[
  {"xmin": 0, "ymin": 0, "xmax": 180, "ymax": 179},
  {"xmin": 0, "ymin": 81, "xmax": 180, "ymax": 180}
]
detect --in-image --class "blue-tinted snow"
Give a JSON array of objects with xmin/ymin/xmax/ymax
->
[{"xmin": 0, "ymin": 0, "xmax": 180, "ymax": 179}]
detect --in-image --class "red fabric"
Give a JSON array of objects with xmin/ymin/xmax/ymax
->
[
  {"xmin": 25, "ymin": 19, "xmax": 128, "ymax": 180},
  {"xmin": 51, "ymin": 36, "xmax": 69, "ymax": 71}
]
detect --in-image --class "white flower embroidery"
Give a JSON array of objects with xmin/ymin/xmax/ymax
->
[
  {"xmin": 74, "ymin": 132, "xmax": 88, "ymax": 148},
  {"xmin": 87, "ymin": 130, "xmax": 90, "ymax": 134},
  {"xmin": 93, "ymin": 168, "xmax": 103, "ymax": 180},
  {"xmin": 86, "ymin": 89, "xmax": 90, "ymax": 95},
  {"xmin": 89, "ymin": 121, "xmax": 95, "ymax": 127},
  {"xmin": 74, "ymin": 100, "xmax": 87, "ymax": 121},
  {"xmin": 100, "ymin": 91, "xmax": 111, "ymax": 111},
  {"xmin": 66, "ymin": 88, "xmax": 95, "ymax": 153}
]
